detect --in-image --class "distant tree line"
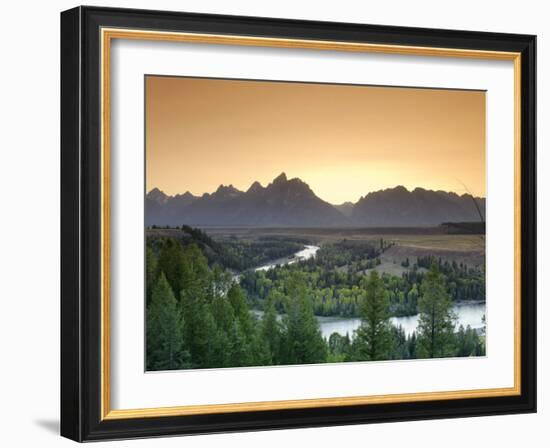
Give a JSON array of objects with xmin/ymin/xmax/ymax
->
[
  {"xmin": 147, "ymin": 225, "xmax": 305, "ymax": 272},
  {"xmin": 241, "ymin": 253, "xmax": 484, "ymax": 319},
  {"xmin": 416, "ymin": 255, "xmax": 485, "ymax": 302}
]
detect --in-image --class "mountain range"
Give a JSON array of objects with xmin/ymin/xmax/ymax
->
[{"xmin": 146, "ymin": 173, "xmax": 485, "ymax": 227}]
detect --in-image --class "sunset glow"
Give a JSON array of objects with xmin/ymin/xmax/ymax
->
[{"xmin": 146, "ymin": 76, "xmax": 485, "ymax": 204}]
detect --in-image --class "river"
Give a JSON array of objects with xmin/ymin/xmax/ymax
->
[
  {"xmin": 317, "ymin": 302, "xmax": 485, "ymax": 339},
  {"xmin": 232, "ymin": 244, "xmax": 319, "ymax": 282},
  {"xmin": 249, "ymin": 244, "xmax": 485, "ymax": 339},
  {"xmin": 254, "ymin": 245, "xmax": 320, "ymax": 271}
]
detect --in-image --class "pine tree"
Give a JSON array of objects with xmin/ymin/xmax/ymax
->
[
  {"xmin": 227, "ymin": 283, "xmax": 269, "ymax": 366},
  {"xmin": 228, "ymin": 284, "xmax": 251, "ymax": 327},
  {"xmin": 281, "ymin": 272, "xmax": 327, "ymax": 365},
  {"xmin": 175, "ymin": 243, "xmax": 217, "ymax": 368},
  {"xmin": 390, "ymin": 325, "xmax": 408, "ymax": 359},
  {"xmin": 352, "ymin": 270, "xmax": 393, "ymax": 361},
  {"xmin": 156, "ymin": 239, "xmax": 188, "ymax": 298},
  {"xmin": 226, "ymin": 320, "xmax": 252, "ymax": 367},
  {"xmin": 261, "ymin": 292, "xmax": 283, "ymax": 364},
  {"xmin": 228, "ymin": 284, "xmax": 254, "ymax": 338},
  {"xmin": 180, "ymin": 243, "xmax": 211, "ymax": 299},
  {"xmin": 184, "ymin": 296, "xmax": 216, "ymax": 368},
  {"xmin": 408, "ymin": 331, "xmax": 417, "ymax": 359},
  {"xmin": 146, "ymin": 273, "xmax": 190, "ymax": 370},
  {"xmin": 327, "ymin": 332, "xmax": 351, "ymax": 362},
  {"xmin": 209, "ymin": 294, "xmax": 236, "ymax": 367},
  {"xmin": 145, "ymin": 246, "xmax": 158, "ymax": 306},
  {"xmin": 456, "ymin": 324, "xmax": 482, "ymax": 357},
  {"xmin": 417, "ymin": 263, "xmax": 456, "ymax": 358},
  {"xmin": 407, "ymin": 283, "xmax": 419, "ymax": 311}
]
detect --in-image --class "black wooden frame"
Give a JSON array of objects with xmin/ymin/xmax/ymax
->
[{"xmin": 61, "ymin": 5, "xmax": 537, "ymax": 442}]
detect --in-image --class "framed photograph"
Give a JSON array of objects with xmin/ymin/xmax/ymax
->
[{"xmin": 60, "ymin": 6, "xmax": 536, "ymax": 442}]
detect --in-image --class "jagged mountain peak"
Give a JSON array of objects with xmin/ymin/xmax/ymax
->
[
  {"xmin": 175, "ymin": 190, "xmax": 195, "ymax": 199},
  {"xmin": 247, "ymin": 180, "xmax": 264, "ymax": 194},
  {"xmin": 214, "ymin": 184, "xmax": 243, "ymax": 197},
  {"xmin": 146, "ymin": 187, "xmax": 169, "ymax": 204},
  {"xmin": 267, "ymin": 173, "xmax": 312, "ymax": 196},
  {"xmin": 272, "ymin": 172, "xmax": 288, "ymax": 184},
  {"xmin": 147, "ymin": 186, "xmax": 165, "ymax": 196}
]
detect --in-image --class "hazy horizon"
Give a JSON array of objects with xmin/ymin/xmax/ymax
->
[
  {"xmin": 147, "ymin": 172, "xmax": 486, "ymax": 206},
  {"xmin": 146, "ymin": 76, "xmax": 486, "ymax": 204}
]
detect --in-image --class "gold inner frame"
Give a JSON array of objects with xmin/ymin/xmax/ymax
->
[{"xmin": 100, "ymin": 27, "xmax": 522, "ymax": 420}]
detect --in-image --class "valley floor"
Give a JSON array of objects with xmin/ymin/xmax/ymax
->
[{"xmin": 145, "ymin": 225, "xmax": 486, "ymax": 370}]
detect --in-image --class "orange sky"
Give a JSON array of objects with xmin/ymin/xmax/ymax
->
[{"xmin": 146, "ymin": 76, "xmax": 486, "ymax": 204}]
